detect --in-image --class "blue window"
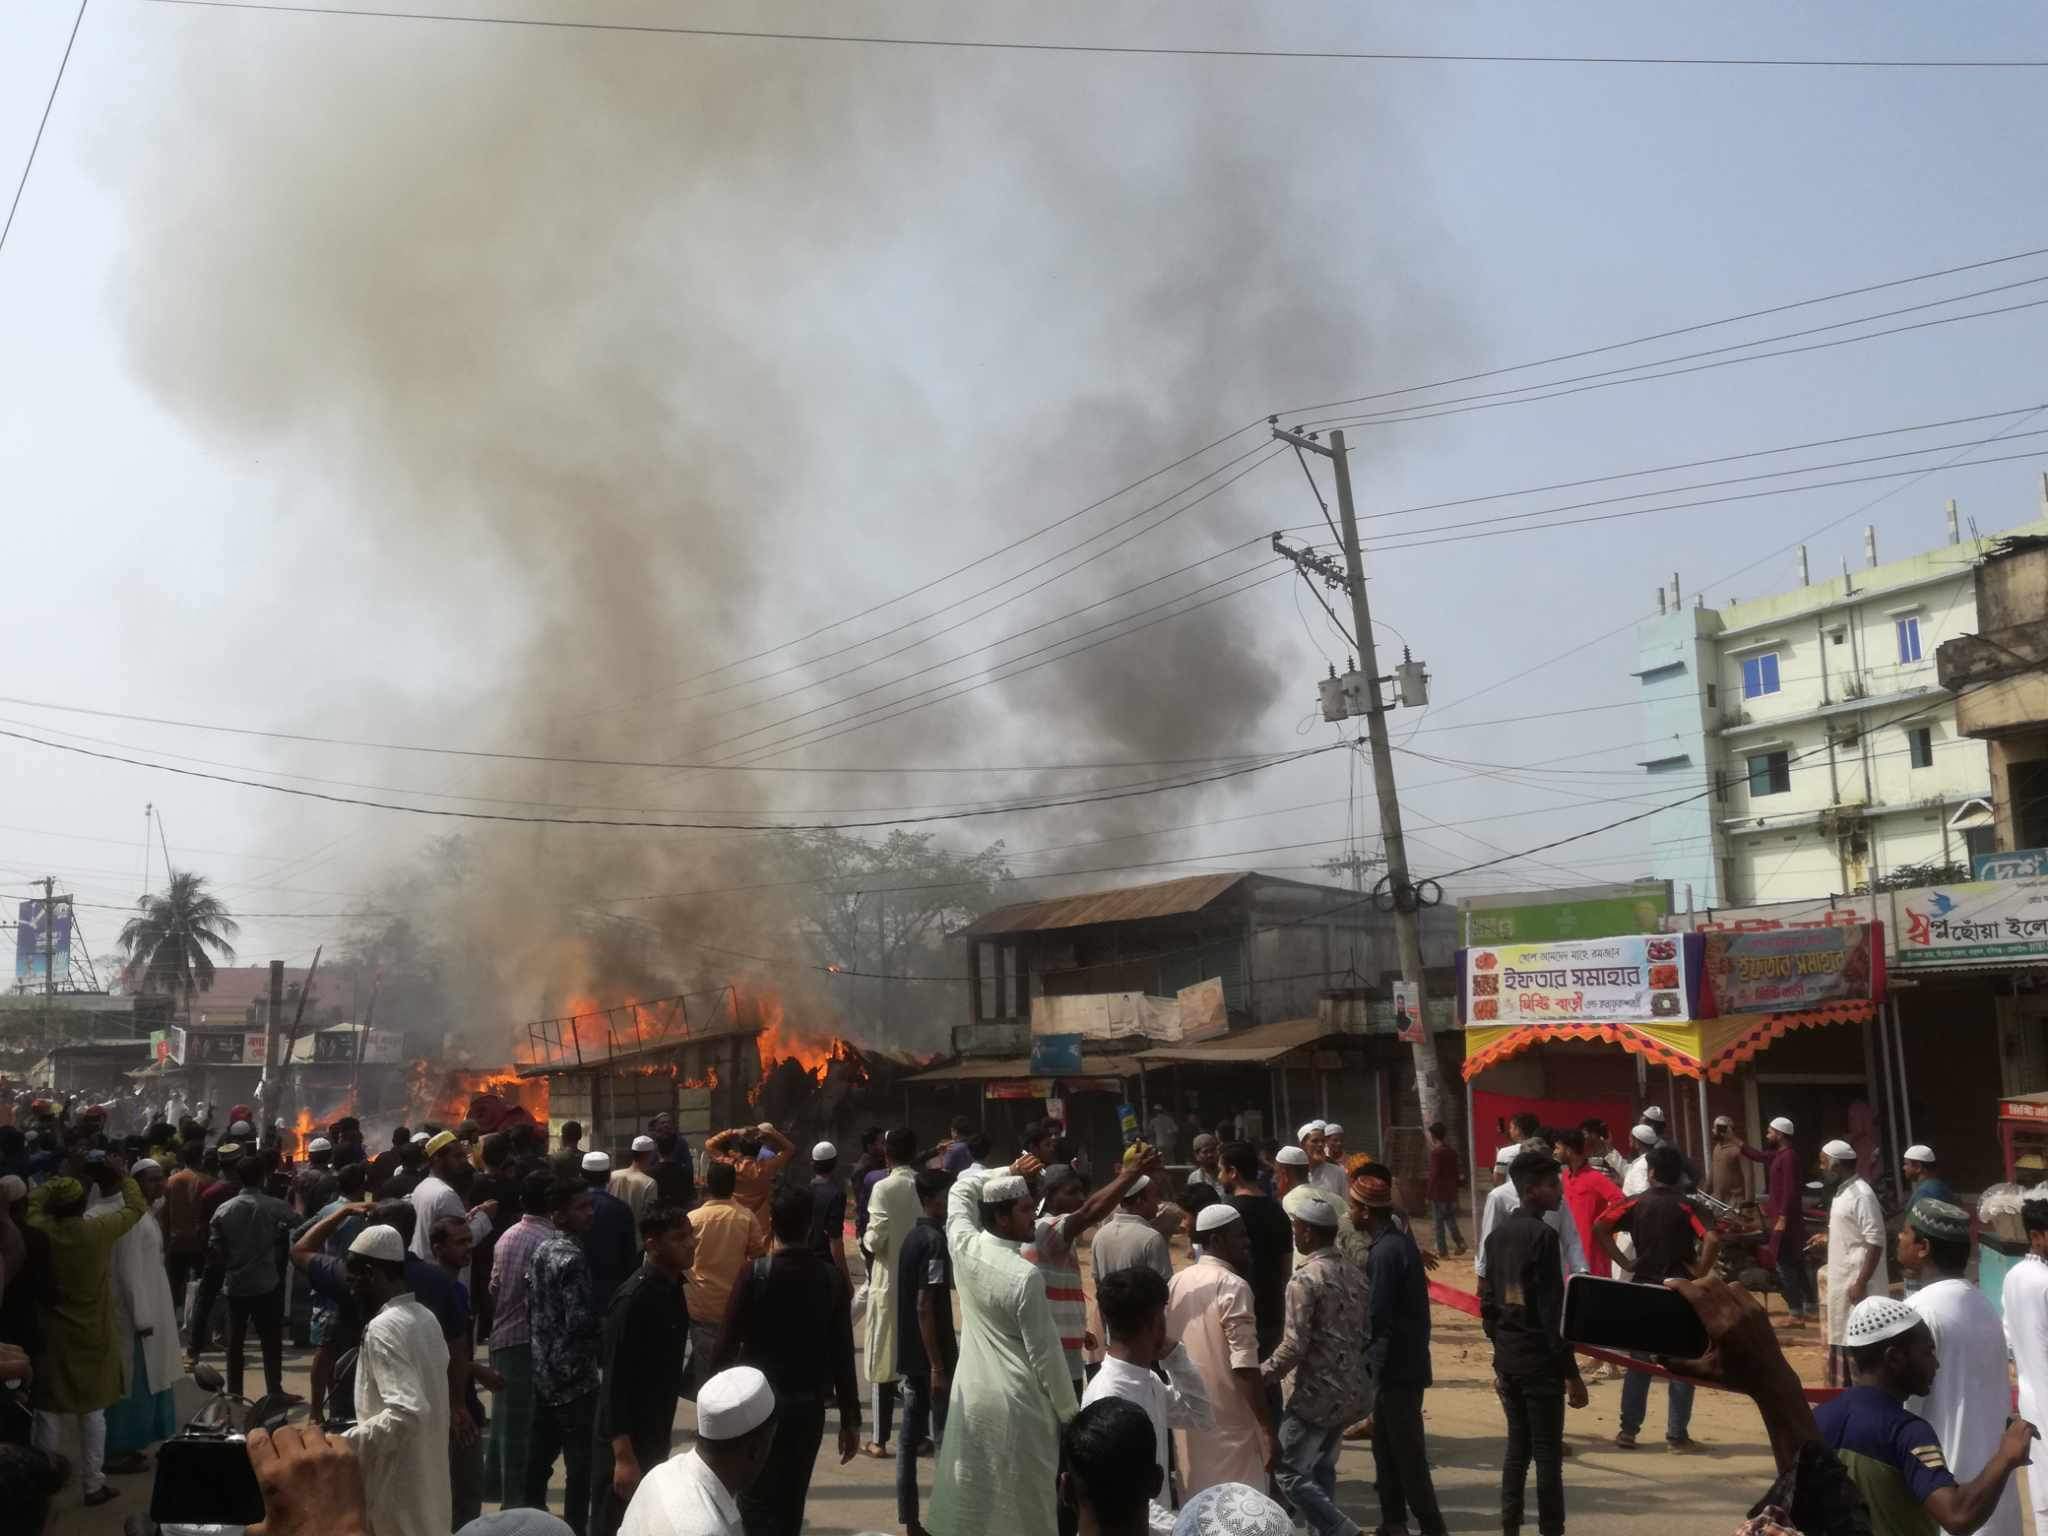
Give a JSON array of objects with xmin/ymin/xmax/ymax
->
[
  {"xmin": 1741, "ymin": 653, "xmax": 1780, "ymax": 699},
  {"xmin": 1897, "ymin": 616, "xmax": 1922, "ymax": 663},
  {"xmin": 1747, "ymin": 750, "xmax": 1791, "ymax": 796}
]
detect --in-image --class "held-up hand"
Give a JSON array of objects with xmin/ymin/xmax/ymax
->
[
  {"xmin": 247, "ymin": 1424, "xmax": 368, "ymax": 1536},
  {"xmin": 1009, "ymin": 1153, "xmax": 1045, "ymax": 1179},
  {"xmin": 1660, "ymin": 1274, "xmax": 1795, "ymax": 1399},
  {"xmin": 838, "ymin": 1420, "xmax": 861, "ymax": 1464}
]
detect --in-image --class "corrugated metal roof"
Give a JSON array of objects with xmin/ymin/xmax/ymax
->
[
  {"xmin": 903, "ymin": 1053, "xmax": 1145, "ymax": 1083},
  {"xmin": 956, "ymin": 873, "xmax": 1254, "ymax": 939},
  {"xmin": 1134, "ymin": 1015, "xmax": 1339, "ymax": 1064}
]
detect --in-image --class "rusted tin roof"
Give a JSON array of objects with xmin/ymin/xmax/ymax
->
[{"xmin": 956, "ymin": 873, "xmax": 1254, "ymax": 939}]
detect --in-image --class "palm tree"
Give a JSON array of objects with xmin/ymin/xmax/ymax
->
[{"xmin": 119, "ymin": 870, "xmax": 240, "ymax": 1020}]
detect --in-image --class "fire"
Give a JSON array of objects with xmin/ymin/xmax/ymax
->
[
  {"xmin": 750, "ymin": 989, "xmax": 839, "ymax": 1076},
  {"xmin": 290, "ymin": 1107, "xmax": 316, "ymax": 1152},
  {"xmin": 410, "ymin": 1065, "xmax": 549, "ymax": 1129}
]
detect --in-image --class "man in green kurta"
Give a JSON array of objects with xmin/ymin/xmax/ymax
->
[{"xmin": 28, "ymin": 1163, "xmax": 146, "ymax": 1508}]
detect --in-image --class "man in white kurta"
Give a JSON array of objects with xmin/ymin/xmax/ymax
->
[
  {"xmin": 929, "ymin": 1164, "xmax": 1077, "ymax": 1536},
  {"xmin": 1168, "ymin": 1209, "xmax": 1269, "ymax": 1497},
  {"xmin": 860, "ymin": 1142, "xmax": 923, "ymax": 1446},
  {"xmin": 1475, "ymin": 1154, "xmax": 1590, "ymax": 1282},
  {"xmin": 343, "ymin": 1226, "xmax": 452, "ymax": 1536},
  {"xmin": 1902, "ymin": 1200, "xmax": 2021, "ymax": 1536},
  {"xmin": 2003, "ymin": 1201, "xmax": 2048, "ymax": 1536},
  {"xmin": 104, "ymin": 1161, "xmax": 182, "ymax": 1460},
  {"xmin": 1816, "ymin": 1139, "xmax": 1888, "ymax": 1386}
]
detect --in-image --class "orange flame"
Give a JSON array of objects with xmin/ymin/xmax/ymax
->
[{"xmin": 751, "ymin": 988, "xmax": 839, "ymax": 1075}]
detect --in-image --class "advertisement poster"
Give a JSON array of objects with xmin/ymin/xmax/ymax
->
[
  {"xmin": 1461, "ymin": 887, "xmax": 1670, "ymax": 946},
  {"xmin": 1460, "ymin": 934, "xmax": 1699, "ymax": 1026},
  {"xmin": 1392, "ymin": 978, "xmax": 1424, "ymax": 1043},
  {"xmin": 13, "ymin": 898, "xmax": 71, "ymax": 986},
  {"xmin": 1893, "ymin": 879, "xmax": 2048, "ymax": 966},
  {"xmin": 1028, "ymin": 1032, "xmax": 1085, "ymax": 1075},
  {"xmin": 1700, "ymin": 924, "xmax": 1880, "ymax": 1014}
]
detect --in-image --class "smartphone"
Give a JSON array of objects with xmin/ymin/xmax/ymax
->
[
  {"xmin": 150, "ymin": 1436, "xmax": 266, "ymax": 1527},
  {"xmin": 1561, "ymin": 1274, "xmax": 1709, "ymax": 1359}
]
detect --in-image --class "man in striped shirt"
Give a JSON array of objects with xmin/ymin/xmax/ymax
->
[
  {"xmin": 485, "ymin": 1168, "xmax": 561, "ymax": 1509},
  {"xmin": 1032, "ymin": 1155, "xmax": 1161, "ymax": 1398}
]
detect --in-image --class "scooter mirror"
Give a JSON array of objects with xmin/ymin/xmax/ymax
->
[{"xmin": 192, "ymin": 1362, "xmax": 225, "ymax": 1395}]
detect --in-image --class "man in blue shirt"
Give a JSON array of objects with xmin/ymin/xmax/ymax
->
[
  {"xmin": 1816, "ymin": 1295, "xmax": 2034, "ymax": 1536},
  {"xmin": 1903, "ymin": 1146, "xmax": 1958, "ymax": 1211}
]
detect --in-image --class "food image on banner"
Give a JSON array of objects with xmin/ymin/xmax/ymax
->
[{"xmin": 1458, "ymin": 934, "xmax": 1700, "ymax": 1026}]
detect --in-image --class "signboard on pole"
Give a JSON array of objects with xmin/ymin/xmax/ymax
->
[
  {"xmin": 1699, "ymin": 924, "xmax": 1882, "ymax": 1014},
  {"xmin": 1893, "ymin": 879, "xmax": 2048, "ymax": 966},
  {"xmin": 13, "ymin": 898, "xmax": 71, "ymax": 987},
  {"xmin": 1392, "ymin": 978, "xmax": 1424, "ymax": 1043},
  {"xmin": 1460, "ymin": 886, "xmax": 1672, "ymax": 946},
  {"xmin": 1975, "ymin": 848, "xmax": 2048, "ymax": 881},
  {"xmin": 1458, "ymin": 934, "xmax": 1702, "ymax": 1026}
]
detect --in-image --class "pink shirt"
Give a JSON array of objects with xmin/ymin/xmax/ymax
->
[{"xmin": 1166, "ymin": 1255, "xmax": 1266, "ymax": 1495}]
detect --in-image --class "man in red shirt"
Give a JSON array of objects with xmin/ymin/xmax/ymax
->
[
  {"xmin": 1423, "ymin": 1121, "xmax": 1465, "ymax": 1258},
  {"xmin": 1551, "ymin": 1129, "xmax": 1621, "ymax": 1279}
]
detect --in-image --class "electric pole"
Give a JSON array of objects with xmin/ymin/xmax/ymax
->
[{"xmin": 1270, "ymin": 422, "xmax": 1448, "ymax": 1138}]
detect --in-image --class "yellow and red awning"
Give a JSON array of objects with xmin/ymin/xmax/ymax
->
[{"xmin": 1462, "ymin": 1000, "xmax": 1876, "ymax": 1083}]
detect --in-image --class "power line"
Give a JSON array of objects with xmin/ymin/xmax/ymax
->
[
  {"xmin": 1, "ymin": 0, "xmax": 90, "ymax": 261},
  {"xmin": 139, "ymin": 1, "xmax": 2048, "ymax": 67},
  {"xmin": 0, "ymin": 723, "xmax": 1344, "ymax": 831}
]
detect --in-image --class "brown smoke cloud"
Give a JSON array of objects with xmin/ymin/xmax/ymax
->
[{"xmin": 104, "ymin": 10, "xmax": 1452, "ymax": 1050}]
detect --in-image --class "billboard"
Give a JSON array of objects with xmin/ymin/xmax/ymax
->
[
  {"xmin": 1975, "ymin": 848, "xmax": 2048, "ymax": 881},
  {"xmin": 1699, "ymin": 924, "xmax": 1882, "ymax": 1015},
  {"xmin": 1460, "ymin": 886, "xmax": 1671, "ymax": 946},
  {"xmin": 1459, "ymin": 934, "xmax": 1703, "ymax": 1027},
  {"xmin": 1893, "ymin": 879, "xmax": 2048, "ymax": 967},
  {"xmin": 14, "ymin": 898, "xmax": 72, "ymax": 987}
]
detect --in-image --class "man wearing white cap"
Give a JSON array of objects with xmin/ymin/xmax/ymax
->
[
  {"xmin": 1262, "ymin": 1186, "xmax": 1367, "ymax": 1536},
  {"xmin": 1818, "ymin": 1296, "xmax": 2035, "ymax": 1536},
  {"xmin": 1476, "ymin": 1144, "xmax": 1590, "ymax": 1284},
  {"xmin": 2007, "ymin": 1198, "xmax": 2048, "ymax": 1536},
  {"xmin": 1901, "ymin": 1199, "xmax": 2021, "ymax": 1536},
  {"xmin": 1812, "ymin": 1138, "xmax": 1889, "ymax": 1388},
  {"xmin": 610, "ymin": 1138, "xmax": 660, "ymax": 1235},
  {"xmin": 344, "ymin": 1223, "xmax": 453, "ymax": 1536},
  {"xmin": 1904, "ymin": 1145, "xmax": 1957, "ymax": 1212},
  {"xmin": 1272, "ymin": 1145, "xmax": 1311, "ymax": 1202},
  {"xmin": 929, "ymin": 1159, "xmax": 1078, "ymax": 1536},
  {"xmin": 1740, "ymin": 1116, "xmax": 1814, "ymax": 1322},
  {"xmin": 411, "ymin": 1129, "xmax": 492, "ymax": 1265},
  {"xmin": 1167, "ymin": 1202, "xmax": 1274, "ymax": 1496},
  {"xmin": 1621, "ymin": 1123, "xmax": 1658, "ymax": 1198},
  {"xmin": 1093, "ymin": 1172, "xmax": 1174, "ymax": 1284},
  {"xmin": 1305, "ymin": 1123, "xmax": 1346, "ymax": 1200},
  {"xmin": 804, "ymin": 1142, "xmax": 850, "ymax": 1289},
  {"xmin": 581, "ymin": 1152, "xmax": 642, "ymax": 1308},
  {"xmin": 619, "ymin": 1365, "xmax": 777, "ymax": 1536}
]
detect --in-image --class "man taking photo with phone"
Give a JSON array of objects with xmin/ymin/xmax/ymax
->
[{"xmin": 1594, "ymin": 1144, "xmax": 1718, "ymax": 1453}]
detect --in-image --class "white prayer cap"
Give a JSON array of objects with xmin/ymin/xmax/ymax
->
[
  {"xmin": 631, "ymin": 1135, "xmax": 657, "ymax": 1153},
  {"xmin": 1769, "ymin": 1116, "xmax": 1795, "ymax": 1136},
  {"xmin": 348, "ymin": 1225, "xmax": 406, "ymax": 1264},
  {"xmin": 1642, "ymin": 1106, "xmax": 1666, "ymax": 1123},
  {"xmin": 1275, "ymin": 1145, "xmax": 1311, "ymax": 1168},
  {"xmin": 1121, "ymin": 1175, "xmax": 1152, "ymax": 1200},
  {"xmin": 1296, "ymin": 1120, "xmax": 1326, "ymax": 1141},
  {"xmin": 1282, "ymin": 1186, "xmax": 1341, "ymax": 1228},
  {"xmin": 229, "ymin": 1120, "xmax": 255, "ymax": 1137},
  {"xmin": 1323, "ymin": 1123, "xmax": 1344, "ymax": 1137},
  {"xmin": 1821, "ymin": 1139, "xmax": 1857, "ymax": 1162},
  {"xmin": 982, "ymin": 1173, "xmax": 1029, "ymax": 1205},
  {"xmin": 307, "ymin": 1137, "xmax": 333, "ymax": 1153},
  {"xmin": 697, "ymin": 1365, "xmax": 776, "ymax": 1441},
  {"xmin": 1712, "ymin": 1115, "xmax": 1733, "ymax": 1129},
  {"xmin": 412, "ymin": 1131, "xmax": 432, "ymax": 1145},
  {"xmin": 1173, "ymin": 1482, "xmax": 1292, "ymax": 1536},
  {"xmin": 581, "ymin": 1151, "xmax": 612, "ymax": 1173},
  {"xmin": 1904, "ymin": 1144, "xmax": 1937, "ymax": 1164},
  {"xmin": 131, "ymin": 1157, "xmax": 162, "ymax": 1177},
  {"xmin": 1630, "ymin": 1124, "xmax": 1658, "ymax": 1148},
  {"xmin": 811, "ymin": 1141, "xmax": 837, "ymax": 1161},
  {"xmin": 1844, "ymin": 1295, "xmax": 1922, "ymax": 1348},
  {"xmin": 1494, "ymin": 1144, "xmax": 1518, "ymax": 1169},
  {"xmin": 0, "ymin": 1175, "xmax": 23, "ymax": 1204},
  {"xmin": 1194, "ymin": 1203, "xmax": 1242, "ymax": 1235}
]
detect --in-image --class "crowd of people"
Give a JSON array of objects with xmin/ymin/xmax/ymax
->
[{"xmin": 0, "ymin": 1091, "xmax": 2043, "ymax": 1536}]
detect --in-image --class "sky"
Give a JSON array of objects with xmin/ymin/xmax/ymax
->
[{"xmin": 3, "ymin": 0, "xmax": 2048, "ymax": 1038}]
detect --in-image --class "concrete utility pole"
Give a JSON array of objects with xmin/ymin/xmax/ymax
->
[
  {"xmin": 1270, "ymin": 423, "xmax": 1447, "ymax": 1137},
  {"xmin": 261, "ymin": 958, "xmax": 285, "ymax": 1147}
]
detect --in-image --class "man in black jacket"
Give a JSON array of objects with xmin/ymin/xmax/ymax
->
[
  {"xmin": 1341, "ymin": 1161, "xmax": 1446, "ymax": 1536},
  {"xmin": 1479, "ymin": 1150, "xmax": 1588, "ymax": 1536},
  {"xmin": 590, "ymin": 1202, "xmax": 696, "ymax": 1536},
  {"xmin": 715, "ymin": 1185, "xmax": 861, "ymax": 1536}
]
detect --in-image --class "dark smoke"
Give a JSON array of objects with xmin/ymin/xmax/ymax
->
[{"xmin": 106, "ymin": 13, "xmax": 1454, "ymax": 1045}]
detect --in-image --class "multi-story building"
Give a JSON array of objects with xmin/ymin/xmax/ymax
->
[{"xmin": 1634, "ymin": 490, "xmax": 2048, "ymax": 907}]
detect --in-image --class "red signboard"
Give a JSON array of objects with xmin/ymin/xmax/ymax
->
[{"xmin": 1700, "ymin": 923, "xmax": 1882, "ymax": 1016}]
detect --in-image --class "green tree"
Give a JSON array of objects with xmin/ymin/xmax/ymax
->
[{"xmin": 118, "ymin": 870, "xmax": 240, "ymax": 1020}]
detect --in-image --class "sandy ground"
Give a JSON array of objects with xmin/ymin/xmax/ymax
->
[{"xmin": 47, "ymin": 1247, "xmax": 1859, "ymax": 1536}]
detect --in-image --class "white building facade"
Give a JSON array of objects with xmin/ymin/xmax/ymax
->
[{"xmin": 1635, "ymin": 495, "xmax": 2048, "ymax": 908}]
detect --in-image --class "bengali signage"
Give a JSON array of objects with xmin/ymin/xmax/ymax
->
[
  {"xmin": 1028, "ymin": 1033, "xmax": 1085, "ymax": 1075},
  {"xmin": 1458, "ymin": 934, "xmax": 1701, "ymax": 1027},
  {"xmin": 1893, "ymin": 879, "xmax": 2048, "ymax": 967},
  {"xmin": 1461, "ymin": 887, "xmax": 1671, "ymax": 946},
  {"xmin": 1975, "ymin": 848, "xmax": 2048, "ymax": 881},
  {"xmin": 1700, "ymin": 924, "xmax": 1881, "ymax": 1015}
]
